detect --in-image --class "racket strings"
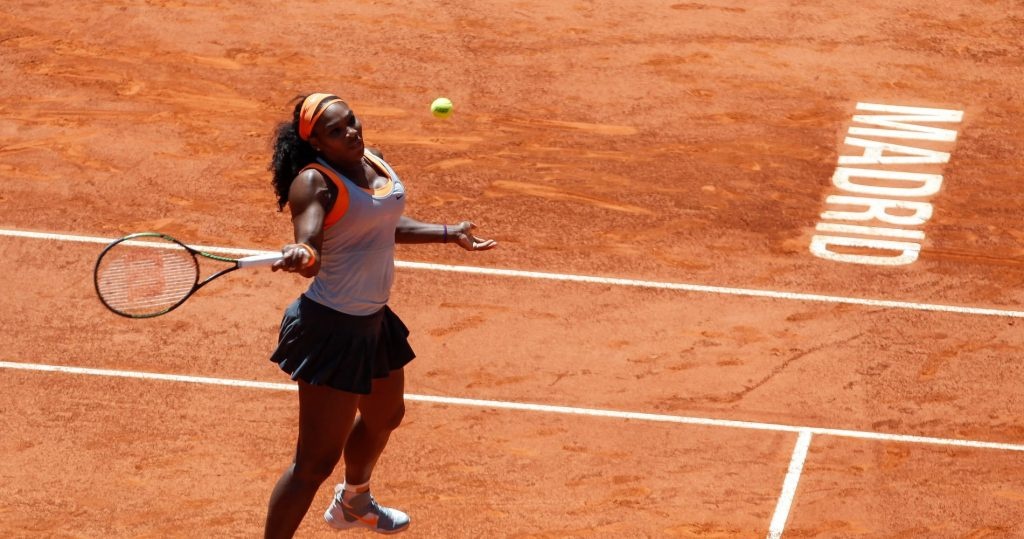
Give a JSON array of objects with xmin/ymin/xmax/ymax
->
[{"xmin": 96, "ymin": 244, "xmax": 198, "ymax": 316}]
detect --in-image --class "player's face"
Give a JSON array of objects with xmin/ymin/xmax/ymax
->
[{"xmin": 311, "ymin": 102, "xmax": 364, "ymax": 162}]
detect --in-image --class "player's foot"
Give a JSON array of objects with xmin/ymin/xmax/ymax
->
[{"xmin": 324, "ymin": 484, "xmax": 410, "ymax": 534}]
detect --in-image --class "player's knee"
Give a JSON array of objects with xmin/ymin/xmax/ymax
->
[
  {"xmin": 292, "ymin": 452, "xmax": 342, "ymax": 484},
  {"xmin": 387, "ymin": 404, "xmax": 406, "ymax": 431},
  {"xmin": 369, "ymin": 403, "xmax": 405, "ymax": 434}
]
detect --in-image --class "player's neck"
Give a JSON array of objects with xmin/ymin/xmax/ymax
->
[{"xmin": 323, "ymin": 156, "xmax": 365, "ymax": 184}]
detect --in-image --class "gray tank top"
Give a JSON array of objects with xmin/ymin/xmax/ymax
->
[{"xmin": 303, "ymin": 151, "xmax": 406, "ymax": 315}]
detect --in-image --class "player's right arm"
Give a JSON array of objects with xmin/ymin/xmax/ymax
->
[{"xmin": 273, "ymin": 169, "xmax": 330, "ymax": 277}]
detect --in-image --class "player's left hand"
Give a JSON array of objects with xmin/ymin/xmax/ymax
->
[{"xmin": 452, "ymin": 221, "xmax": 497, "ymax": 251}]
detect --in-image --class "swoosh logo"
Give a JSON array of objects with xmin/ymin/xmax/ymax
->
[{"xmin": 342, "ymin": 502, "xmax": 379, "ymax": 526}]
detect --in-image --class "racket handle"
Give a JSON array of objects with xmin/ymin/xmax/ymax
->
[{"xmin": 237, "ymin": 252, "xmax": 284, "ymax": 268}]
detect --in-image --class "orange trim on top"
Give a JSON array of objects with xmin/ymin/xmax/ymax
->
[
  {"xmin": 300, "ymin": 163, "xmax": 350, "ymax": 229},
  {"xmin": 362, "ymin": 152, "xmax": 395, "ymax": 197}
]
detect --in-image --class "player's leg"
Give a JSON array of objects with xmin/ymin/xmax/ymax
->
[
  {"xmin": 324, "ymin": 369, "xmax": 409, "ymax": 533},
  {"xmin": 265, "ymin": 379, "xmax": 360, "ymax": 539},
  {"xmin": 345, "ymin": 368, "xmax": 406, "ymax": 483}
]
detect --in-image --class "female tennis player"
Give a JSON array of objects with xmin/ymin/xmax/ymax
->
[{"xmin": 263, "ymin": 93, "xmax": 496, "ymax": 538}]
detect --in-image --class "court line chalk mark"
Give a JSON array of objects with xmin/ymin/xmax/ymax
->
[
  {"xmin": 1, "ymin": 227, "xmax": 1022, "ymax": 319},
  {"xmin": 2, "ymin": 360, "xmax": 1023, "ymax": 453},
  {"xmin": 767, "ymin": 430, "xmax": 812, "ymax": 539}
]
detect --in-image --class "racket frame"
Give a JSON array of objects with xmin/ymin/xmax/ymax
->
[{"xmin": 93, "ymin": 232, "xmax": 279, "ymax": 319}]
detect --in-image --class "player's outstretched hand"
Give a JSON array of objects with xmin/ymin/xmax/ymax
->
[{"xmin": 452, "ymin": 221, "xmax": 497, "ymax": 251}]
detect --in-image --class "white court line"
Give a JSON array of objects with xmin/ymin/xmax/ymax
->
[
  {"xmin": 2, "ymin": 227, "xmax": 1023, "ymax": 318},
  {"xmin": 3, "ymin": 360, "xmax": 1024, "ymax": 453},
  {"xmin": 766, "ymin": 431, "xmax": 813, "ymax": 539}
]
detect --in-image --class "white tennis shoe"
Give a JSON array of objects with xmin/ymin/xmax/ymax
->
[{"xmin": 324, "ymin": 484, "xmax": 410, "ymax": 534}]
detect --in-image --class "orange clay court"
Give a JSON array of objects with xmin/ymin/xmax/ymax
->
[{"xmin": 2, "ymin": 1, "xmax": 1024, "ymax": 537}]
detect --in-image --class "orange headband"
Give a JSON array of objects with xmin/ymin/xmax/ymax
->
[{"xmin": 298, "ymin": 93, "xmax": 343, "ymax": 141}]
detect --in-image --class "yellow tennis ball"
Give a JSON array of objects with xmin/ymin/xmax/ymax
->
[{"xmin": 431, "ymin": 97, "xmax": 453, "ymax": 119}]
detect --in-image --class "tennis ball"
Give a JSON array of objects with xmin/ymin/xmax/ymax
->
[{"xmin": 430, "ymin": 97, "xmax": 453, "ymax": 119}]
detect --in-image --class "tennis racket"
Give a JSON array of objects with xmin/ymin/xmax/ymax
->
[{"xmin": 93, "ymin": 232, "xmax": 282, "ymax": 318}]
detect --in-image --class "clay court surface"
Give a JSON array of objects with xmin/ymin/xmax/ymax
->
[{"xmin": 3, "ymin": 0, "xmax": 1024, "ymax": 537}]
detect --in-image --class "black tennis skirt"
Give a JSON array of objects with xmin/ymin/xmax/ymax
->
[{"xmin": 269, "ymin": 294, "xmax": 416, "ymax": 394}]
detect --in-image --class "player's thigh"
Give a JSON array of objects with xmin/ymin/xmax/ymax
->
[
  {"xmin": 296, "ymin": 380, "xmax": 361, "ymax": 460},
  {"xmin": 358, "ymin": 369, "xmax": 406, "ymax": 432}
]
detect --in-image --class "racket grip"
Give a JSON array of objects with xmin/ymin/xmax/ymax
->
[{"xmin": 237, "ymin": 252, "xmax": 284, "ymax": 268}]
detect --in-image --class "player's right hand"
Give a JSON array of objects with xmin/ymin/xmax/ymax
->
[{"xmin": 273, "ymin": 243, "xmax": 318, "ymax": 274}]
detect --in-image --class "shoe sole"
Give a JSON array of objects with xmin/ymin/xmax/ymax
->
[{"xmin": 324, "ymin": 508, "xmax": 410, "ymax": 535}]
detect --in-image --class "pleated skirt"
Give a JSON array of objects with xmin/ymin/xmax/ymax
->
[{"xmin": 269, "ymin": 294, "xmax": 416, "ymax": 394}]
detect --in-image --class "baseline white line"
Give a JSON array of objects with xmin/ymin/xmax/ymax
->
[
  {"xmin": 766, "ymin": 431, "xmax": 813, "ymax": 539},
  {"xmin": 2, "ymin": 228, "xmax": 1023, "ymax": 318},
  {"xmin": 3, "ymin": 360, "xmax": 1024, "ymax": 452}
]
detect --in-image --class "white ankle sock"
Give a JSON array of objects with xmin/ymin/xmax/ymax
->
[{"xmin": 341, "ymin": 480, "xmax": 370, "ymax": 501}]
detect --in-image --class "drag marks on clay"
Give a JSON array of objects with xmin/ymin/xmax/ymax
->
[
  {"xmin": 428, "ymin": 314, "xmax": 486, "ymax": 338},
  {"xmin": 149, "ymin": 89, "xmax": 260, "ymax": 113},
  {"xmin": 424, "ymin": 157, "xmax": 476, "ymax": 170},
  {"xmin": 1, "ymin": 22, "xmax": 271, "ymax": 114},
  {"xmin": 702, "ymin": 332, "xmax": 865, "ymax": 405},
  {"xmin": 487, "ymin": 180, "xmax": 652, "ymax": 215},
  {"xmin": 917, "ymin": 339, "xmax": 1018, "ymax": 382},
  {"xmin": 343, "ymin": 102, "xmax": 409, "ymax": 119},
  {"xmin": 490, "ymin": 116, "xmax": 638, "ymax": 137},
  {"xmin": 184, "ymin": 54, "xmax": 243, "ymax": 71},
  {"xmin": 0, "ymin": 126, "xmax": 122, "ymax": 176},
  {"xmin": 372, "ymin": 130, "xmax": 484, "ymax": 151},
  {"xmin": 0, "ymin": 136, "xmax": 88, "ymax": 157},
  {"xmin": 669, "ymin": 3, "xmax": 746, "ymax": 13}
]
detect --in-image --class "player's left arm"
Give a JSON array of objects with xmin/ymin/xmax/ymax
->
[
  {"xmin": 382, "ymin": 146, "xmax": 495, "ymax": 250},
  {"xmin": 395, "ymin": 216, "xmax": 497, "ymax": 251}
]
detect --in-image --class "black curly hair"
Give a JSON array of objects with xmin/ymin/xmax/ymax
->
[{"xmin": 269, "ymin": 96, "xmax": 318, "ymax": 210}]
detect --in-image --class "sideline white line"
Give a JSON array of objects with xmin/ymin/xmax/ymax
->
[
  {"xmin": 3, "ymin": 360, "xmax": 1024, "ymax": 452},
  {"xmin": 766, "ymin": 431, "xmax": 813, "ymax": 539},
  {"xmin": 2, "ymin": 228, "xmax": 1023, "ymax": 319}
]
